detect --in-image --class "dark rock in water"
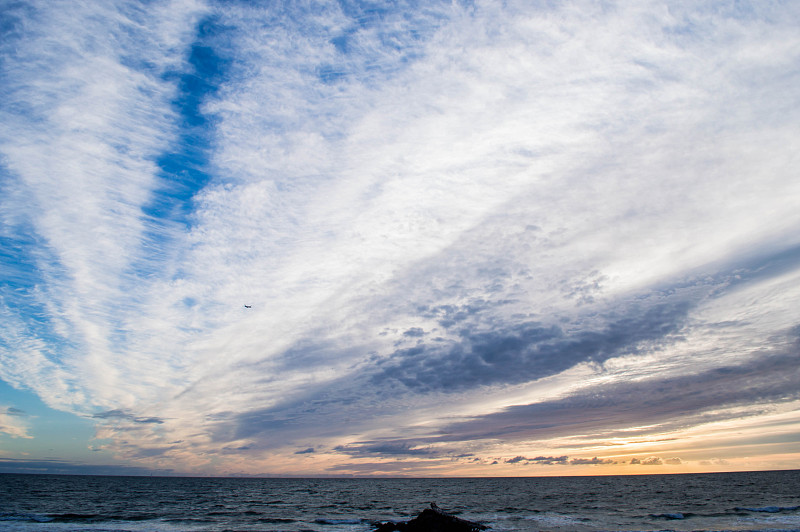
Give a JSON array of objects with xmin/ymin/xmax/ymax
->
[{"xmin": 374, "ymin": 503, "xmax": 489, "ymax": 532}]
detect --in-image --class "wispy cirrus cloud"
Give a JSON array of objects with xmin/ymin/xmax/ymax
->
[
  {"xmin": 0, "ymin": 0, "xmax": 210, "ymax": 409},
  {"xmin": 1, "ymin": 0, "xmax": 799, "ymax": 475}
]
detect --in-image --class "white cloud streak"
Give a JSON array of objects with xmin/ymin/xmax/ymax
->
[{"xmin": 1, "ymin": 0, "xmax": 208, "ymax": 406}]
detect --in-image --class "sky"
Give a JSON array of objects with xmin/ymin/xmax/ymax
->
[{"xmin": 1, "ymin": 0, "xmax": 799, "ymax": 477}]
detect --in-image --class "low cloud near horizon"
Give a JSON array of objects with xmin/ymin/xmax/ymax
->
[{"xmin": 1, "ymin": 0, "xmax": 799, "ymax": 476}]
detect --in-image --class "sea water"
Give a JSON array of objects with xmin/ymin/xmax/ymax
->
[{"xmin": 1, "ymin": 470, "xmax": 799, "ymax": 531}]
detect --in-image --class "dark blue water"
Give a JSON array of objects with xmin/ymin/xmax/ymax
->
[{"xmin": 1, "ymin": 470, "xmax": 799, "ymax": 531}]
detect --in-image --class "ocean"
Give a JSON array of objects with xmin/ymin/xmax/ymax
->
[{"xmin": 1, "ymin": 470, "xmax": 799, "ymax": 531}]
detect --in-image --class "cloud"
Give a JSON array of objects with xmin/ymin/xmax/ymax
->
[
  {"xmin": 372, "ymin": 299, "xmax": 692, "ymax": 392},
  {"xmin": 414, "ymin": 341, "xmax": 800, "ymax": 448},
  {"xmin": 504, "ymin": 455, "xmax": 614, "ymax": 466},
  {"xmin": 570, "ymin": 457, "xmax": 616, "ymax": 465},
  {"xmin": 506, "ymin": 455, "xmax": 570, "ymax": 465},
  {"xmin": 335, "ymin": 441, "xmax": 436, "ymax": 457},
  {"xmin": 403, "ymin": 327, "xmax": 425, "ymax": 338},
  {"xmin": 92, "ymin": 410, "xmax": 164, "ymax": 424},
  {"xmin": 0, "ymin": 406, "xmax": 32, "ymax": 439},
  {"xmin": 324, "ymin": 459, "xmax": 450, "ymax": 476},
  {"xmin": 1, "ymin": 0, "xmax": 800, "ymax": 475},
  {"xmin": 700, "ymin": 458, "xmax": 730, "ymax": 466},
  {"xmin": 0, "ymin": 0, "xmax": 210, "ymax": 412},
  {"xmin": 210, "ymin": 246, "xmax": 800, "ymax": 459},
  {"xmin": 532, "ymin": 456, "xmax": 570, "ymax": 465},
  {"xmin": 627, "ymin": 457, "xmax": 667, "ymax": 465},
  {"xmin": 0, "ymin": 458, "xmax": 171, "ymax": 476},
  {"xmin": 295, "ymin": 447, "xmax": 315, "ymax": 454}
]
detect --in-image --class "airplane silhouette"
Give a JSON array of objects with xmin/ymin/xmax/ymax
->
[{"xmin": 243, "ymin": 305, "xmax": 252, "ymax": 308}]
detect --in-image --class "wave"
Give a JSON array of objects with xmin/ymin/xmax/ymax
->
[
  {"xmin": 648, "ymin": 506, "xmax": 800, "ymax": 521},
  {"xmin": 515, "ymin": 513, "xmax": 592, "ymax": 526},
  {"xmin": 738, "ymin": 506, "xmax": 800, "ymax": 513},
  {"xmin": 650, "ymin": 512, "xmax": 689, "ymax": 520},
  {"xmin": 314, "ymin": 517, "xmax": 374, "ymax": 525},
  {"xmin": 258, "ymin": 517, "xmax": 297, "ymax": 523},
  {"xmin": 0, "ymin": 512, "xmax": 52, "ymax": 523},
  {"xmin": 47, "ymin": 512, "xmax": 163, "ymax": 523}
]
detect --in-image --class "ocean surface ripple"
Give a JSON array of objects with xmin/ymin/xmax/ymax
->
[{"xmin": 1, "ymin": 470, "xmax": 799, "ymax": 531}]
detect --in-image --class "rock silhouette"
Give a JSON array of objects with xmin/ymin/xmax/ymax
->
[{"xmin": 374, "ymin": 503, "xmax": 489, "ymax": 532}]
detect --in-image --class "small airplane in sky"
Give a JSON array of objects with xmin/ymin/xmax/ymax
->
[{"xmin": 243, "ymin": 305, "xmax": 252, "ymax": 308}]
